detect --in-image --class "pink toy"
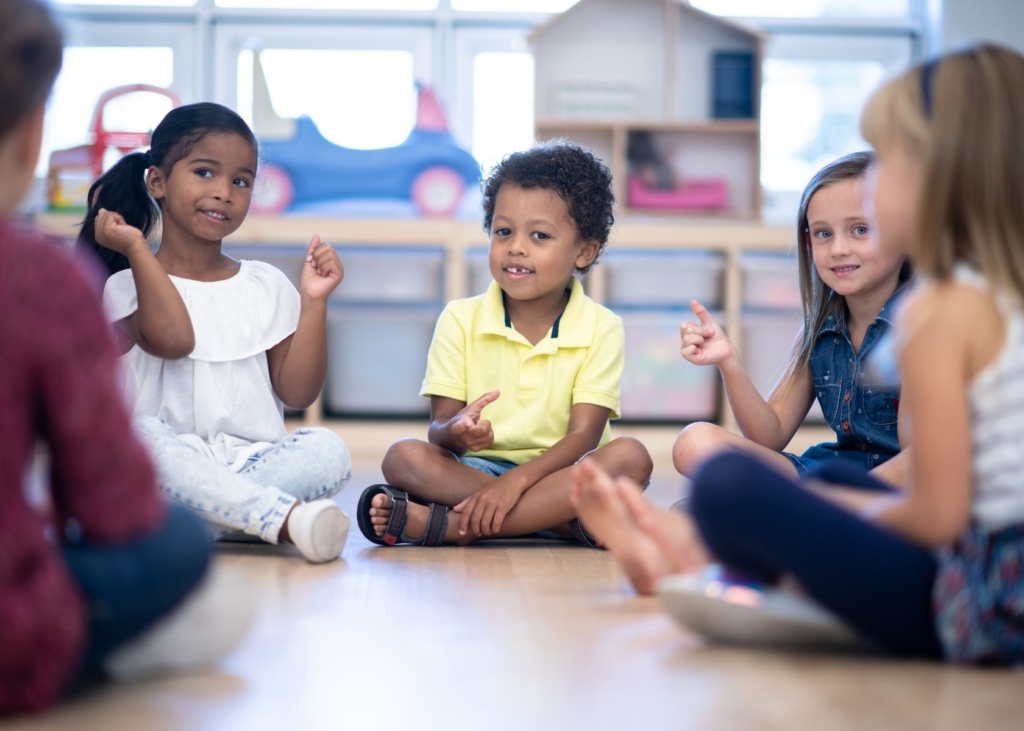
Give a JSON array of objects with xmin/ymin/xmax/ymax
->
[{"xmin": 627, "ymin": 174, "xmax": 728, "ymax": 211}]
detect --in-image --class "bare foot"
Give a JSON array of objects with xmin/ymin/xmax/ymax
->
[
  {"xmin": 618, "ymin": 483, "xmax": 709, "ymax": 574},
  {"xmin": 368, "ymin": 493, "xmax": 459, "ymax": 544},
  {"xmin": 570, "ymin": 460, "xmax": 675, "ymax": 595}
]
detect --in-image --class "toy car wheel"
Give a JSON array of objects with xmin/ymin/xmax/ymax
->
[
  {"xmin": 251, "ymin": 163, "xmax": 293, "ymax": 214},
  {"xmin": 411, "ymin": 166, "xmax": 465, "ymax": 217}
]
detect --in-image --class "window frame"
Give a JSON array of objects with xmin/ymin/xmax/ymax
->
[{"xmin": 47, "ymin": 0, "xmax": 930, "ymax": 211}]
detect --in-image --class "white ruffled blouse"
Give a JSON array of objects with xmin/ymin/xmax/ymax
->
[{"xmin": 103, "ymin": 260, "xmax": 301, "ymax": 470}]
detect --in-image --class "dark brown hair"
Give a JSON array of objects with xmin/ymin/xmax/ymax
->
[
  {"xmin": 0, "ymin": 0, "xmax": 63, "ymax": 140},
  {"xmin": 481, "ymin": 140, "xmax": 614, "ymax": 275}
]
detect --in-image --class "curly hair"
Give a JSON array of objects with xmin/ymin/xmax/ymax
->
[{"xmin": 481, "ymin": 140, "xmax": 615, "ymax": 275}]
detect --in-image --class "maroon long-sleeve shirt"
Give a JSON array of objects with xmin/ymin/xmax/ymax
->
[{"xmin": 0, "ymin": 218, "xmax": 164, "ymax": 713}]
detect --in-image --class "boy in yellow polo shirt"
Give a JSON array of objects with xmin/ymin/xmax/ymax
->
[{"xmin": 357, "ymin": 141, "xmax": 653, "ymax": 546}]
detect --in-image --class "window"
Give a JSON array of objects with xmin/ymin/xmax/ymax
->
[
  {"xmin": 41, "ymin": 46, "xmax": 176, "ymax": 174},
  {"xmin": 54, "ymin": 0, "xmax": 196, "ymax": 6},
  {"xmin": 216, "ymin": 0, "xmax": 436, "ymax": 9},
  {"xmin": 471, "ymin": 52, "xmax": 534, "ymax": 174},
  {"xmin": 451, "ymin": 0, "xmax": 578, "ymax": 11},
  {"xmin": 237, "ymin": 49, "xmax": 416, "ymax": 150},
  {"xmin": 758, "ymin": 34, "xmax": 913, "ymax": 221},
  {"xmin": 689, "ymin": 0, "xmax": 912, "ymax": 19}
]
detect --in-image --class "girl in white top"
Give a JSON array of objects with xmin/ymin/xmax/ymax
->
[
  {"xmin": 572, "ymin": 44, "xmax": 1024, "ymax": 663},
  {"xmin": 79, "ymin": 102, "xmax": 351, "ymax": 564}
]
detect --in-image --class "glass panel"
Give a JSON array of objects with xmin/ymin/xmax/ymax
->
[
  {"xmin": 760, "ymin": 58, "xmax": 887, "ymax": 215},
  {"xmin": 41, "ymin": 46, "xmax": 175, "ymax": 175},
  {"xmin": 452, "ymin": 0, "xmax": 579, "ymax": 11},
  {"xmin": 472, "ymin": 52, "xmax": 534, "ymax": 175},
  {"xmin": 217, "ymin": 0, "xmax": 436, "ymax": 9},
  {"xmin": 54, "ymin": 0, "xmax": 196, "ymax": 6},
  {"xmin": 690, "ymin": 0, "xmax": 911, "ymax": 18},
  {"xmin": 237, "ymin": 49, "xmax": 415, "ymax": 150}
]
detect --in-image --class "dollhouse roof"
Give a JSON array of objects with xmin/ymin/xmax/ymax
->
[{"xmin": 528, "ymin": 0, "xmax": 765, "ymax": 43}]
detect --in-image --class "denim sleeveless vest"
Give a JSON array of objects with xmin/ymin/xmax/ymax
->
[{"xmin": 797, "ymin": 286, "xmax": 907, "ymax": 470}]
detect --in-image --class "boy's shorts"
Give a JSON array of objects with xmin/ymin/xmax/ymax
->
[
  {"xmin": 454, "ymin": 450, "xmax": 646, "ymax": 548},
  {"xmin": 457, "ymin": 455, "xmax": 517, "ymax": 478}
]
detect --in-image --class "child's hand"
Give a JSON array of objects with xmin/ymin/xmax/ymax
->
[
  {"xmin": 300, "ymin": 235, "xmax": 344, "ymax": 303},
  {"xmin": 449, "ymin": 390, "xmax": 500, "ymax": 453},
  {"xmin": 680, "ymin": 300, "xmax": 736, "ymax": 367},
  {"xmin": 453, "ymin": 474, "xmax": 523, "ymax": 537},
  {"xmin": 94, "ymin": 208, "xmax": 148, "ymax": 256}
]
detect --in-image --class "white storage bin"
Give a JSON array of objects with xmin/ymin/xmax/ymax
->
[
  {"xmin": 330, "ymin": 247, "xmax": 445, "ymax": 304},
  {"xmin": 223, "ymin": 244, "xmax": 305, "ymax": 291},
  {"xmin": 618, "ymin": 308, "xmax": 720, "ymax": 421},
  {"xmin": 605, "ymin": 250, "xmax": 725, "ymax": 308},
  {"xmin": 325, "ymin": 304, "xmax": 440, "ymax": 416},
  {"xmin": 466, "ymin": 248, "xmax": 493, "ymax": 297},
  {"xmin": 741, "ymin": 310, "xmax": 824, "ymax": 423},
  {"xmin": 740, "ymin": 252, "xmax": 802, "ymax": 310}
]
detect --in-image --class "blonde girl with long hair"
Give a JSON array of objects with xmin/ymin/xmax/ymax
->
[{"xmin": 574, "ymin": 44, "xmax": 1024, "ymax": 663}]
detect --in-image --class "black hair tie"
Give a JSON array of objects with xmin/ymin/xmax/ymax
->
[{"xmin": 142, "ymin": 149, "xmax": 153, "ymax": 166}]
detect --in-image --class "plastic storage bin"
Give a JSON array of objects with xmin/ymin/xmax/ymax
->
[
  {"xmin": 329, "ymin": 246, "xmax": 445, "ymax": 304},
  {"xmin": 324, "ymin": 304, "xmax": 440, "ymax": 417},
  {"xmin": 466, "ymin": 247, "xmax": 492, "ymax": 297},
  {"xmin": 740, "ymin": 252, "xmax": 802, "ymax": 310},
  {"xmin": 741, "ymin": 310, "xmax": 824, "ymax": 423},
  {"xmin": 618, "ymin": 308, "xmax": 720, "ymax": 422},
  {"xmin": 605, "ymin": 251, "xmax": 726, "ymax": 308}
]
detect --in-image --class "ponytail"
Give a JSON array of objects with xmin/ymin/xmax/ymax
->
[
  {"xmin": 77, "ymin": 152, "xmax": 159, "ymax": 278},
  {"xmin": 76, "ymin": 101, "xmax": 257, "ymax": 279}
]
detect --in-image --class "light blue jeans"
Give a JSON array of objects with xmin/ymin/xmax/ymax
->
[{"xmin": 135, "ymin": 416, "xmax": 352, "ymax": 544}]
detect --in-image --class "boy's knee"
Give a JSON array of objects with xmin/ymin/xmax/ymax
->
[
  {"xmin": 604, "ymin": 436, "xmax": 653, "ymax": 482},
  {"xmin": 673, "ymin": 422, "xmax": 728, "ymax": 476},
  {"xmin": 381, "ymin": 438, "xmax": 428, "ymax": 483}
]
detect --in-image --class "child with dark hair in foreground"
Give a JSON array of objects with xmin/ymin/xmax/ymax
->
[
  {"xmin": 0, "ymin": 0, "xmax": 230, "ymax": 712},
  {"xmin": 359, "ymin": 141, "xmax": 652, "ymax": 546}
]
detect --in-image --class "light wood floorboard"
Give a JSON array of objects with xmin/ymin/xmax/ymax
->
[{"xmin": 6, "ymin": 462, "xmax": 1023, "ymax": 731}]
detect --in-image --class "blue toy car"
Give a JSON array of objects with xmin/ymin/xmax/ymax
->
[{"xmin": 250, "ymin": 55, "xmax": 481, "ymax": 218}]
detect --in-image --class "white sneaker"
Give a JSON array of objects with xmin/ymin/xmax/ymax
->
[
  {"xmin": 104, "ymin": 564, "xmax": 255, "ymax": 682},
  {"xmin": 656, "ymin": 565, "xmax": 861, "ymax": 650},
  {"xmin": 287, "ymin": 499, "xmax": 350, "ymax": 563}
]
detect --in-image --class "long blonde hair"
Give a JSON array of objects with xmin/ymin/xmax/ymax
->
[{"xmin": 861, "ymin": 44, "xmax": 1024, "ymax": 301}]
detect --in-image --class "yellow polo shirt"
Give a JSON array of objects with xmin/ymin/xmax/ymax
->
[{"xmin": 420, "ymin": 277, "xmax": 624, "ymax": 464}]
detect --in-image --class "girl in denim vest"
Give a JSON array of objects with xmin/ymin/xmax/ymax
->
[{"xmin": 672, "ymin": 151, "xmax": 912, "ymax": 484}]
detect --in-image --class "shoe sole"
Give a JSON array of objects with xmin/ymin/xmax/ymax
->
[
  {"xmin": 308, "ymin": 505, "xmax": 350, "ymax": 563},
  {"xmin": 656, "ymin": 573, "xmax": 861, "ymax": 649}
]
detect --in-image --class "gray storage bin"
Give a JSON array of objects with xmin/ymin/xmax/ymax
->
[
  {"xmin": 740, "ymin": 252, "xmax": 802, "ymax": 310},
  {"xmin": 605, "ymin": 250, "xmax": 725, "ymax": 308},
  {"xmin": 330, "ymin": 246, "xmax": 445, "ymax": 304},
  {"xmin": 741, "ymin": 310, "xmax": 824, "ymax": 423},
  {"xmin": 324, "ymin": 304, "xmax": 440, "ymax": 416},
  {"xmin": 466, "ymin": 247, "xmax": 493, "ymax": 297},
  {"xmin": 618, "ymin": 308, "xmax": 720, "ymax": 421}
]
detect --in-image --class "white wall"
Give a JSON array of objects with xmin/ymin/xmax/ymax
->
[{"xmin": 941, "ymin": 0, "xmax": 1024, "ymax": 54}]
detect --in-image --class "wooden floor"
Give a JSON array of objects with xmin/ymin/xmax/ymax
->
[{"xmin": 8, "ymin": 459, "xmax": 1024, "ymax": 730}]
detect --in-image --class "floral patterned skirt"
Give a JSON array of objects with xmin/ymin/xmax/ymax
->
[{"xmin": 933, "ymin": 523, "xmax": 1024, "ymax": 665}]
